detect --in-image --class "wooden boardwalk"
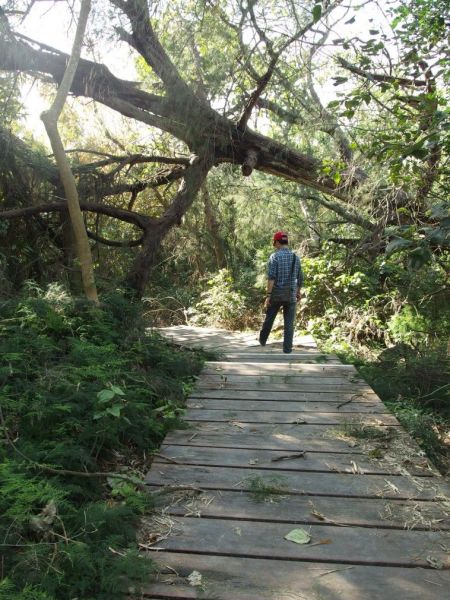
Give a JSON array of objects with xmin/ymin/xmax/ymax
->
[{"xmin": 142, "ymin": 327, "xmax": 450, "ymax": 599}]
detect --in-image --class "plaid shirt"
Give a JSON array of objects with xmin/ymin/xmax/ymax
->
[{"xmin": 268, "ymin": 247, "xmax": 303, "ymax": 302}]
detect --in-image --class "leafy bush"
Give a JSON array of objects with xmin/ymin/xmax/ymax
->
[
  {"xmin": 189, "ymin": 268, "xmax": 257, "ymax": 329},
  {"xmin": 0, "ymin": 285, "xmax": 206, "ymax": 598}
]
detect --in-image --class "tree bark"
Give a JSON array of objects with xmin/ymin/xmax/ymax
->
[
  {"xmin": 39, "ymin": 0, "xmax": 98, "ymax": 303},
  {"xmin": 125, "ymin": 153, "xmax": 214, "ymax": 297},
  {"xmin": 202, "ymin": 185, "xmax": 227, "ymax": 269}
]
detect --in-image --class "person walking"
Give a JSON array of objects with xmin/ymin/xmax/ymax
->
[{"xmin": 259, "ymin": 231, "xmax": 303, "ymax": 353}]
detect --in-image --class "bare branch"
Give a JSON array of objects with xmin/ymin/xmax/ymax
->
[{"xmin": 337, "ymin": 57, "xmax": 427, "ymax": 88}]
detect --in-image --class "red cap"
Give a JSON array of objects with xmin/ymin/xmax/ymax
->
[{"xmin": 273, "ymin": 231, "xmax": 288, "ymax": 243}]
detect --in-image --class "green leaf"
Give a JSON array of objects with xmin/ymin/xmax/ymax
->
[
  {"xmin": 285, "ymin": 528, "xmax": 311, "ymax": 544},
  {"xmin": 407, "ymin": 246, "xmax": 432, "ymax": 270},
  {"xmin": 97, "ymin": 389, "xmax": 115, "ymax": 403},
  {"xmin": 385, "ymin": 237, "xmax": 414, "ymax": 257},
  {"xmin": 110, "ymin": 384, "xmax": 125, "ymax": 396},
  {"xmin": 106, "ymin": 404, "xmax": 123, "ymax": 418},
  {"xmin": 429, "ymin": 202, "xmax": 450, "ymax": 220},
  {"xmin": 312, "ymin": 4, "xmax": 322, "ymax": 22}
]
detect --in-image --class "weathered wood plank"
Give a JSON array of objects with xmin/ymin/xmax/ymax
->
[
  {"xmin": 183, "ymin": 408, "xmax": 399, "ymax": 426},
  {"xmin": 141, "ymin": 517, "xmax": 450, "ymax": 568},
  {"xmin": 156, "ymin": 445, "xmax": 434, "ymax": 477},
  {"xmin": 190, "ymin": 389, "xmax": 380, "ymax": 401},
  {"xmin": 146, "ymin": 464, "xmax": 449, "ymax": 500},
  {"xmin": 196, "ymin": 379, "xmax": 374, "ymax": 392},
  {"xmin": 143, "ymin": 553, "xmax": 450, "ymax": 600},
  {"xmin": 163, "ymin": 429, "xmax": 365, "ymax": 453},
  {"xmin": 186, "ymin": 398, "xmax": 389, "ymax": 413},
  {"xmin": 200, "ymin": 373, "xmax": 363, "ymax": 383},
  {"xmin": 223, "ymin": 352, "xmax": 341, "ymax": 363},
  {"xmin": 158, "ymin": 489, "xmax": 450, "ymax": 529},
  {"xmin": 167, "ymin": 420, "xmax": 401, "ymax": 443},
  {"xmin": 204, "ymin": 362, "xmax": 357, "ymax": 374}
]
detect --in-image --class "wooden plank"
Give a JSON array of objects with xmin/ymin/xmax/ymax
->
[
  {"xmin": 190, "ymin": 389, "xmax": 380, "ymax": 401},
  {"xmin": 204, "ymin": 362, "xmax": 357, "ymax": 374},
  {"xmin": 186, "ymin": 398, "xmax": 389, "ymax": 413},
  {"xmin": 163, "ymin": 418, "xmax": 411, "ymax": 453},
  {"xmin": 166, "ymin": 421, "xmax": 400, "ymax": 443},
  {"xmin": 156, "ymin": 445, "xmax": 435, "ymax": 477},
  {"xmin": 196, "ymin": 380, "xmax": 373, "ymax": 392},
  {"xmin": 200, "ymin": 373, "xmax": 362, "ymax": 383},
  {"xmin": 143, "ymin": 553, "xmax": 450, "ymax": 600},
  {"xmin": 159, "ymin": 489, "xmax": 450, "ymax": 529},
  {"xmin": 146, "ymin": 463, "xmax": 450, "ymax": 500},
  {"xmin": 163, "ymin": 429, "xmax": 366, "ymax": 453},
  {"xmin": 183, "ymin": 409, "xmax": 399, "ymax": 426},
  {"xmin": 223, "ymin": 352, "xmax": 341, "ymax": 363},
  {"xmin": 141, "ymin": 517, "xmax": 450, "ymax": 568}
]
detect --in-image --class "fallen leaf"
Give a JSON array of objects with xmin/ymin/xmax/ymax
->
[
  {"xmin": 249, "ymin": 459, "xmax": 259, "ymax": 465},
  {"xmin": 230, "ymin": 421, "xmax": 246, "ymax": 429},
  {"xmin": 427, "ymin": 556, "xmax": 444, "ymax": 569},
  {"xmin": 188, "ymin": 570, "xmax": 203, "ymax": 586},
  {"xmin": 285, "ymin": 528, "xmax": 311, "ymax": 544}
]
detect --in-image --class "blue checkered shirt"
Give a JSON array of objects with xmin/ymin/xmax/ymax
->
[{"xmin": 268, "ymin": 248, "xmax": 303, "ymax": 302}]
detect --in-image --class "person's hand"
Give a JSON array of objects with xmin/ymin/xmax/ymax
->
[
  {"xmin": 264, "ymin": 296, "xmax": 271, "ymax": 309},
  {"xmin": 296, "ymin": 291, "xmax": 301, "ymax": 302}
]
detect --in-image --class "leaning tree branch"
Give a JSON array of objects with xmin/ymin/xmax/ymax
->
[
  {"xmin": 111, "ymin": 0, "xmax": 194, "ymax": 100},
  {"xmin": 0, "ymin": 201, "xmax": 153, "ymax": 230},
  {"xmin": 337, "ymin": 57, "xmax": 427, "ymax": 88},
  {"xmin": 72, "ymin": 153, "xmax": 190, "ymax": 172},
  {"xmin": 86, "ymin": 230, "xmax": 143, "ymax": 247},
  {"xmin": 40, "ymin": 0, "xmax": 98, "ymax": 303}
]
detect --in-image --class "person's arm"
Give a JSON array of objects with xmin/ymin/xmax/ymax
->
[
  {"xmin": 264, "ymin": 279, "xmax": 275, "ymax": 308},
  {"xmin": 296, "ymin": 256, "xmax": 303, "ymax": 301},
  {"xmin": 265, "ymin": 255, "xmax": 277, "ymax": 307}
]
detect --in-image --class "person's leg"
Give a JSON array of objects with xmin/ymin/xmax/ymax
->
[
  {"xmin": 259, "ymin": 303, "xmax": 280, "ymax": 346},
  {"xmin": 282, "ymin": 302, "xmax": 297, "ymax": 353}
]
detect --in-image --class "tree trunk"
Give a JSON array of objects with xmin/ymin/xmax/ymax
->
[
  {"xmin": 125, "ymin": 153, "xmax": 213, "ymax": 297},
  {"xmin": 40, "ymin": 0, "xmax": 98, "ymax": 303},
  {"xmin": 202, "ymin": 185, "xmax": 227, "ymax": 269}
]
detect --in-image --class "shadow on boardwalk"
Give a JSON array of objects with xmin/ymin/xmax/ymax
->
[{"xmin": 142, "ymin": 326, "xmax": 450, "ymax": 600}]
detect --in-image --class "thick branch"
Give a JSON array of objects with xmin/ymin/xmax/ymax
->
[
  {"xmin": 0, "ymin": 202, "xmax": 152, "ymax": 230},
  {"xmin": 111, "ymin": 0, "xmax": 193, "ymax": 98},
  {"xmin": 86, "ymin": 230, "xmax": 143, "ymax": 247},
  {"xmin": 304, "ymin": 193, "xmax": 376, "ymax": 232},
  {"xmin": 73, "ymin": 153, "xmax": 190, "ymax": 172}
]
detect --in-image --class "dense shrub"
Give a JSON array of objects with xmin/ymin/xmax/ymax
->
[{"xmin": 0, "ymin": 285, "xmax": 206, "ymax": 599}]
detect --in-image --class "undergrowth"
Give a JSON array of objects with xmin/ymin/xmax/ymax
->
[
  {"xmin": 0, "ymin": 284, "xmax": 207, "ymax": 599},
  {"xmin": 321, "ymin": 341, "xmax": 450, "ymax": 473}
]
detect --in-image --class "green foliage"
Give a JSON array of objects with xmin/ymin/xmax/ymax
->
[
  {"xmin": 0, "ymin": 285, "xmax": 205, "ymax": 598},
  {"xmin": 245, "ymin": 475, "xmax": 287, "ymax": 502},
  {"xmin": 190, "ymin": 268, "xmax": 258, "ymax": 329}
]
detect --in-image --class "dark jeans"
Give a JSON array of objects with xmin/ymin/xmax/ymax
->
[{"xmin": 259, "ymin": 301, "xmax": 296, "ymax": 353}]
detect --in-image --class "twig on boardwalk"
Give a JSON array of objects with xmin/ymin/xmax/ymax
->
[
  {"xmin": 153, "ymin": 453, "xmax": 182, "ymax": 465},
  {"xmin": 336, "ymin": 399, "xmax": 353, "ymax": 409},
  {"xmin": 271, "ymin": 451, "xmax": 306, "ymax": 462},
  {"xmin": 147, "ymin": 485, "xmax": 205, "ymax": 497},
  {"xmin": 315, "ymin": 566, "xmax": 355, "ymax": 578}
]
